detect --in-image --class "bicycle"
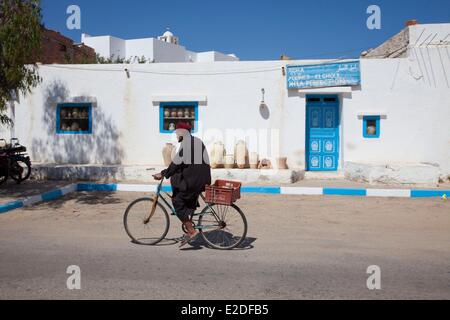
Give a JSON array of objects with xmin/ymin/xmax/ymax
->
[{"xmin": 123, "ymin": 178, "xmax": 248, "ymax": 250}]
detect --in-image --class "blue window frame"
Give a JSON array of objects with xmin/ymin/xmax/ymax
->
[
  {"xmin": 56, "ymin": 103, "xmax": 93, "ymax": 134},
  {"xmin": 160, "ymin": 102, "xmax": 198, "ymax": 134},
  {"xmin": 363, "ymin": 116, "xmax": 380, "ymax": 138}
]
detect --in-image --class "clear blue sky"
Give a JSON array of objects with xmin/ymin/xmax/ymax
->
[{"xmin": 41, "ymin": 0, "xmax": 450, "ymax": 60}]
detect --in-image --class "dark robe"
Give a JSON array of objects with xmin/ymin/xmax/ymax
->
[{"xmin": 161, "ymin": 135, "xmax": 211, "ymax": 221}]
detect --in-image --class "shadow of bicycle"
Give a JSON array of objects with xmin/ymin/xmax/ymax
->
[
  {"xmin": 179, "ymin": 235, "xmax": 257, "ymax": 251},
  {"xmin": 130, "ymin": 235, "xmax": 257, "ymax": 251}
]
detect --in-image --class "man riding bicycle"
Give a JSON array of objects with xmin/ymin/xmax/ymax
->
[{"xmin": 153, "ymin": 122, "xmax": 211, "ymax": 247}]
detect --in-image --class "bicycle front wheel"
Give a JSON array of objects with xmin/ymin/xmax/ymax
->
[
  {"xmin": 198, "ymin": 204, "xmax": 247, "ymax": 250},
  {"xmin": 123, "ymin": 198, "xmax": 170, "ymax": 245}
]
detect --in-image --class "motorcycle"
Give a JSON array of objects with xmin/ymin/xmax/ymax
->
[{"xmin": 0, "ymin": 138, "xmax": 32, "ymax": 185}]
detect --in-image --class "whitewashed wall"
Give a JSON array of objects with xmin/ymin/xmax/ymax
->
[{"xmin": 8, "ymin": 54, "xmax": 450, "ymax": 176}]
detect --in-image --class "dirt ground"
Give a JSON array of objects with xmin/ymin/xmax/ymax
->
[{"xmin": 0, "ymin": 191, "xmax": 449, "ymax": 300}]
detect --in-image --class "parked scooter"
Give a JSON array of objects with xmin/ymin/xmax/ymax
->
[{"xmin": 0, "ymin": 138, "xmax": 32, "ymax": 185}]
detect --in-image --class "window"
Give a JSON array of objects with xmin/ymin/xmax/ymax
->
[
  {"xmin": 57, "ymin": 103, "xmax": 92, "ymax": 134},
  {"xmin": 363, "ymin": 116, "xmax": 380, "ymax": 138},
  {"xmin": 160, "ymin": 102, "xmax": 198, "ymax": 133}
]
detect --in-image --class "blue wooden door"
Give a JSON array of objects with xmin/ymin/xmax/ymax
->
[{"xmin": 306, "ymin": 95, "xmax": 340, "ymax": 171}]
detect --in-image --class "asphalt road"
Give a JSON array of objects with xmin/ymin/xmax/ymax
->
[{"xmin": 0, "ymin": 191, "xmax": 449, "ymax": 299}]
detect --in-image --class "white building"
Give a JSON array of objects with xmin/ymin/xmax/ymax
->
[
  {"xmin": 81, "ymin": 30, "xmax": 239, "ymax": 63},
  {"xmin": 2, "ymin": 22, "xmax": 449, "ymax": 184}
]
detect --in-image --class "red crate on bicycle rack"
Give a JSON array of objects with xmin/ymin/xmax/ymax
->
[{"xmin": 204, "ymin": 180, "xmax": 242, "ymax": 205}]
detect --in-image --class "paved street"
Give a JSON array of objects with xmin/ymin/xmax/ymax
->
[{"xmin": 0, "ymin": 191, "xmax": 449, "ymax": 299}]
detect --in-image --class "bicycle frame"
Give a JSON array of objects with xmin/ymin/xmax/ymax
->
[{"xmin": 154, "ymin": 178, "xmax": 223, "ymax": 230}]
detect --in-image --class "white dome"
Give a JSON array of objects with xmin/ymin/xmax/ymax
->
[{"xmin": 163, "ymin": 30, "xmax": 174, "ymax": 37}]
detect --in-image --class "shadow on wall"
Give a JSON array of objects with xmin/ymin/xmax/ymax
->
[{"xmin": 31, "ymin": 80, "xmax": 124, "ymax": 165}]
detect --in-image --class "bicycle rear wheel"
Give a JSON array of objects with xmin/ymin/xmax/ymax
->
[
  {"xmin": 198, "ymin": 204, "xmax": 247, "ymax": 250},
  {"xmin": 123, "ymin": 198, "xmax": 170, "ymax": 245}
]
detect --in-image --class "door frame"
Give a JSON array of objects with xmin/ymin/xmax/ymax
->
[{"xmin": 305, "ymin": 94, "xmax": 341, "ymax": 172}]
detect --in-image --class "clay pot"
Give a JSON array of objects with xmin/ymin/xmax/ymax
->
[
  {"xmin": 258, "ymin": 159, "xmax": 272, "ymax": 169},
  {"xmin": 164, "ymin": 109, "xmax": 170, "ymax": 118},
  {"xmin": 184, "ymin": 110, "xmax": 190, "ymax": 118},
  {"xmin": 162, "ymin": 143, "xmax": 175, "ymax": 166},
  {"xmin": 249, "ymin": 152, "xmax": 259, "ymax": 169},
  {"xmin": 276, "ymin": 157, "xmax": 288, "ymax": 169},
  {"xmin": 177, "ymin": 109, "xmax": 184, "ymax": 118},
  {"xmin": 224, "ymin": 154, "xmax": 235, "ymax": 169},
  {"xmin": 210, "ymin": 142, "xmax": 225, "ymax": 169},
  {"xmin": 235, "ymin": 140, "xmax": 248, "ymax": 169},
  {"xmin": 170, "ymin": 109, "xmax": 177, "ymax": 117}
]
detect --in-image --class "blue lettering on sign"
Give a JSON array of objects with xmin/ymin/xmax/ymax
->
[{"xmin": 287, "ymin": 61, "xmax": 361, "ymax": 89}]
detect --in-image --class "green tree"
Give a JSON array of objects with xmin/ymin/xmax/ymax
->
[{"xmin": 0, "ymin": 0, "xmax": 43, "ymax": 126}]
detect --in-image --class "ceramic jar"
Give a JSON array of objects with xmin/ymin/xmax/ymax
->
[
  {"xmin": 249, "ymin": 152, "xmax": 259, "ymax": 169},
  {"xmin": 210, "ymin": 141, "xmax": 225, "ymax": 169},
  {"xmin": 170, "ymin": 109, "xmax": 177, "ymax": 117},
  {"xmin": 235, "ymin": 140, "xmax": 247, "ymax": 169},
  {"xmin": 277, "ymin": 157, "xmax": 288, "ymax": 169},
  {"xmin": 164, "ymin": 109, "xmax": 170, "ymax": 118},
  {"xmin": 177, "ymin": 109, "xmax": 184, "ymax": 118},
  {"xmin": 224, "ymin": 154, "xmax": 235, "ymax": 169},
  {"xmin": 168, "ymin": 123, "xmax": 176, "ymax": 131},
  {"xmin": 258, "ymin": 159, "xmax": 272, "ymax": 169},
  {"xmin": 162, "ymin": 143, "xmax": 175, "ymax": 166}
]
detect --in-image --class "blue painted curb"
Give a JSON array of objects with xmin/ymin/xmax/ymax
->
[
  {"xmin": 41, "ymin": 189, "xmax": 63, "ymax": 202},
  {"xmin": 241, "ymin": 186, "xmax": 281, "ymax": 194},
  {"xmin": 411, "ymin": 190, "xmax": 449, "ymax": 198},
  {"xmin": 0, "ymin": 200, "xmax": 24, "ymax": 214},
  {"xmin": 1, "ymin": 183, "xmax": 449, "ymax": 215},
  {"xmin": 323, "ymin": 188, "xmax": 367, "ymax": 196},
  {"xmin": 77, "ymin": 183, "xmax": 118, "ymax": 192}
]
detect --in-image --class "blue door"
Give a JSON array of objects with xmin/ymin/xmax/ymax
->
[{"xmin": 306, "ymin": 95, "xmax": 340, "ymax": 171}]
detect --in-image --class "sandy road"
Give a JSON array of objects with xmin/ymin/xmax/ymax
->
[{"xmin": 0, "ymin": 191, "xmax": 449, "ymax": 299}]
